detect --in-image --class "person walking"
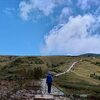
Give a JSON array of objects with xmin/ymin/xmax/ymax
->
[{"xmin": 46, "ymin": 72, "xmax": 53, "ymax": 94}]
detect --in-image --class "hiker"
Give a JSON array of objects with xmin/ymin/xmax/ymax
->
[{"xmin": 46, "ymin": 72, "xmax": 53, "ymax": 93}]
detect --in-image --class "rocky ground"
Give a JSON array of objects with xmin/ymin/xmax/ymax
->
[
  {"xmin": 0, "ymin": 80, "xmax": 69, "ymax": 100},
  {"xmin": 41, "ymin": 78, "xmax": 64, "ymax": 96},
  {"xmin": 0, "ymin": 61, "xmax": 76, "ymax": 100},
  {"xmin": 0, "ymin": 80, "xmax": 41, "ymax": 100}
]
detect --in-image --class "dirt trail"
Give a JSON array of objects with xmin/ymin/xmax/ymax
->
[
  {"xmin": 41, "ymin": 79, "xmax": 70, "ymax": 100},
  {"xmin": 41, "ymin": 61, "xmax": 78, "ymax": 99},
  {"xmin": 41, "ymin": 78, "xmax": 64, "ymax": 95},
  {"xmin": 55, "ymin": 61, "xmax": 78, "ymax": 77}
]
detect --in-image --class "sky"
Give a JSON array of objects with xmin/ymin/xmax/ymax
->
[{"xmin": 0, "ymin": 0, "xmax": 100, "ymax": 56}]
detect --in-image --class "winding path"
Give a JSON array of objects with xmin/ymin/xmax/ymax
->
[
  {"xmin": 55, "ymin": 61, "xmax": 78, "ymax": 77},
  {"xmin": 41, "ymin": 61, "xmax": 78, "ymax": 96}
]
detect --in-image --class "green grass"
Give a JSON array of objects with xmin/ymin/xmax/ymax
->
[
  {"xmin": 53, "ymin": 57, "xmax": 100, "ymax": 97},
  {"xmin": 54, "ymin": 72, "xmax": 100, "ymax": 96},
  {"xmin": 0, "ymin": 55, "xmax": 100, "ymax": 97},
  {"xmin": 0, "ymin": 56, "xmax": 48, "ymax": 80}
]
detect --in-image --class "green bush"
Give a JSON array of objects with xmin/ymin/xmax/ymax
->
[
  {"xmin": 90, "ymin": 73, "xmax": 100, "ymax": 80},
  {"xmin": 92, "ymin": 61, "xmax": 100, "ymax": 66},
  {"xmin": 26, "ymin": 69, "xmax": 34, "ymax": 79},
  {"xmin": 33, "ymin": 67, "xmax": 43, "ymax": 80}
]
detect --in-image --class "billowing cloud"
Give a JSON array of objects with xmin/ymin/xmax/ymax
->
[
  {"xmin": 18, "ymin": 0, "xmax": 100, "ymax": 55},
  {"xmin": 19, "ymin": 0, "xmax": 66, "ymax": 20},
  {"xmin": 42, "ymin": 14, "xmax": 100, "ymax": 55}
]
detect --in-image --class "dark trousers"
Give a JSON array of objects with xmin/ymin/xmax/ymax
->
[{"xmin": 47, "ymin": 83, "xmax": 52, "ymax": 93}]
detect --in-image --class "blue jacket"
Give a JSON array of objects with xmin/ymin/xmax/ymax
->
[{"xmin": 46, "ymin": 74, "xmax": 53, "ymax": 84}]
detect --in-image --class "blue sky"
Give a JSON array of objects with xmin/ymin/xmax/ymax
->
[{"xmin": 0, "ymin": 0, "xmax": 100, "ymax": 56}]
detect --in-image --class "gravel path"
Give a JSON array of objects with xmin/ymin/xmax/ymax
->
[
  {"xmin": 41, "ymin": 78, "xmax": 64, "ymax": 96},
  {"xmin": 55, "ymin": 61, "xmax": 77, "ymax": 77},
  {"xmin": 41, "ymin": 79, "xmax": 70, "ymax": 100},
  {"xmin": 41, "ymin": 61, "xmax": 78, "ymax": 99}
]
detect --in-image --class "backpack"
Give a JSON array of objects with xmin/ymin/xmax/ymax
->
[{"xmin": 46, "ymin": 74, "xmax": 52, "ymax": 83}]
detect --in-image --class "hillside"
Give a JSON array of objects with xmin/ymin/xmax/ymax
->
[
  {"xmin": 79, "ymin": 53, "xmax": 100, "ymax": 57},
  {"xmin": 0, "ymin": 56, "xmax": 79, "ymax": 79},
  {"xmin": 54, "ymin": 57, "xmax": 100, "ymax": 99},
  {"xmin": 0, "ymin": 55, "xmax": 100, "ymax": 99},
  {"xmin": 0, "ymin": 55, "xmax": 100, "ymax": 84}
]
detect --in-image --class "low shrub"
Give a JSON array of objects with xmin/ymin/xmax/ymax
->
[{"xmin": 33, "ymin": 67, "xmax": 43, "ymax": 80}]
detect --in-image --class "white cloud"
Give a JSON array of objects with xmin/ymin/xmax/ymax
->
[
  {"xmin": 19, "ymin": 0, "xmax": 67, "ymax": 20},
  {"xmin": 19, "ymin": 1, "xmax": 33, "ymax": 20},
  {"xmin": 59, "ymin": 7, "xmax": 72, "ymax": 23},
  {"xmin": 42, "ymin": 14, "xmax": 100, "ymax": 55},
  {"xmin": 77, "ymin": 0, "xmax": 100, "ymax": 10}
]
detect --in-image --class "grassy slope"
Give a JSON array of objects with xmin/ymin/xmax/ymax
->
[
  {"xmin": 73, "ymin": 60, "xmax": 100, "ymax": 85},
  {"xmin": 0, "ymin": 56, "xmax": 100, "ymax": 95},
  {"xmin": 0, "ymin": 56, "xmax": 47, "ymax": 79},
  {"xmin": 54, "ymin": 57, "xmax": 100, "ymax": 96}
]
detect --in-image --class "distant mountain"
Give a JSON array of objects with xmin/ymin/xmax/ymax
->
[{"xmin": 79, "ymin": 53, "xmax": 100, "ymax": 57}]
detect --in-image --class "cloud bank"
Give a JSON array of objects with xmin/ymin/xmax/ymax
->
[
  {"xmin": 18, "ymin": 0, "xmax": 100, "ymax": 55},
  {"xmin": 42, "ymin": 14, "xmax": 100, "ymax": 55},
  {"xmin": 19, "ymin": 0, "xmax": 66, "ymax": 20}
]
